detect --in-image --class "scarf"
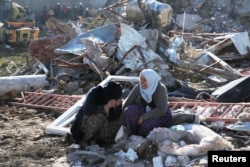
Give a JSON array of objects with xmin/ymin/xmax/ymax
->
[{"xmin": 139, "ymin": 69, "xmax": 161, "ymax": 103}]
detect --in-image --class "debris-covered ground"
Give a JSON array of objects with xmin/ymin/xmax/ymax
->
[
  {"xmin": 1, "ymin": 49, "xmax": 250, "ymax": 167},
  {"xmin": 1, "ymin": 0, "xmax": 250, "ymax": 166}
]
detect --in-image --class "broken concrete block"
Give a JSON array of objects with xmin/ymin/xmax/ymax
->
[{"xmin": 82, "ymin": 155, "xmax": 105, "ymax": 166}]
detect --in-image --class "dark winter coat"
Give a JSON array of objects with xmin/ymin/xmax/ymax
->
[{"xmin": 70, "ymin": 82, "xmax": 122, "ymax": 143}]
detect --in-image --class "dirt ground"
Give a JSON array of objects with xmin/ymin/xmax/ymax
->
[
  {"xmin": 1, "ymin": 1, "xmax": 250, "ymax": 164},
  {"xmin": 0, "ymin": 45, "xmax": 70, "ymax": 167},
  {"xmin": 1, "ymin": 44, "xmax": 250, "ymax": 167},
  {"xmin": 0, "ymin": 105, "xmax": 68, "ymax": 167}
]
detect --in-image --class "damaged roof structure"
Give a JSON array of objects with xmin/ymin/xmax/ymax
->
[{"xmin": 1, "ymin": 0, "xmax": 250, "ymax": 166}]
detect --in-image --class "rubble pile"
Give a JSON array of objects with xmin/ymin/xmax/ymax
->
[{"xmin": 1, "ymin": 0, "xmax": 250, "ymax": 166}]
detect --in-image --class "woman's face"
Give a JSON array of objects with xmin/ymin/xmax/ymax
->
[{"xmin": 140, "ymin": 75, "xmax": 148, "ymax": 89}]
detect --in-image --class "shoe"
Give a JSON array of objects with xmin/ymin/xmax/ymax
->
[
  {"xmin": 199, "ymin": 115, "xmax": 207, "ymax": 122},
  {"xmin": 194, "ymin": 115, "xmax": 207, "ymax": 123}
]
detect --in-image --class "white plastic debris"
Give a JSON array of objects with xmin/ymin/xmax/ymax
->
[
  {"xmin": 69, "ymin": 143, "xmax": 81, "ymax": 149},
  {"xmin": 153, "ymin": 156, "xmax": 163, "ymax": 167},
  {"xmin": 166, "ymin": 36, "xmax": 184, "ymax": 63},
  {"xmin": 208, "ymin": 75, "xmax": 228, "ymax": 84},
  {"xmin": 115, "ymin": 148, "xmax": 138, "ymax": 162},
  {"xmin": 126, "ymin": 148, "xmax": 138, "ymax": 162}
]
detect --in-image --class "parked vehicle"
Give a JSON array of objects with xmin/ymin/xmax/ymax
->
[{"xmin": 0, "ymin": 0, "xmax": 39, "ymax": 44}]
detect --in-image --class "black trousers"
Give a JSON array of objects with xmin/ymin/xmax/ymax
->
[{"xmin": 165, "ymin": 110, "xmax": 196, "ymax": 127}]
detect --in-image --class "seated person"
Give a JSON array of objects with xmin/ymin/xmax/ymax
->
[
  {"xmin": 70, "ymin": 81, "xmax": 122, "ymax": 146},
  {"xmin": 122, "ymin": 69, "xmax": 203, "ymax": 138}
]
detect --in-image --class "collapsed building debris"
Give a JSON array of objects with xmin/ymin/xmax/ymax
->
[
  {"xmin": 54, "ymin": 23, "xmax": 117, "ymax": 55},
  {"xmin": 2, "ymin": 0, "xmax": 250, "ymax": 129},
  {"xmin": 2, "ymin": 0, "xmax": 250, "ymax": 166},
  {"xmin": 41, "ymin": 75, "xmax": 249, "ymax": 166},
  {"xmin": 54, "ymin": 85, "xmax": 250, "ymax": 133}
]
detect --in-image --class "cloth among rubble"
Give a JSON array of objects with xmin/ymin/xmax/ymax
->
[
  {"xmin": 70, "ymin": 81, "xmax": 123, "ymax": 145},
  {"xmin": 147, "ymin": 124, "xmax": 234, "ymax": 157}
]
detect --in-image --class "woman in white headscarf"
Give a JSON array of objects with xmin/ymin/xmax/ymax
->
[{"xmin": 122, "ymin": 69, "xmax": 172, "ymax": 137}]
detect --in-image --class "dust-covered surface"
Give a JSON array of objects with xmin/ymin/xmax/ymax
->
[
  {"xmin": 1, "ymin": 0, "xmax": 250, "ymax": 166},
  {"xmin": 0, "ymin": 105, "xmax": 69, "ymax": 167},
  {"xmin": 0, "ymin": 104, "xmax": 249, "ymax": 167},
  {"xmin": 0, "ymin": 47, "xmax": 67, "ymax": 166},
  {"xmin": 1, "ymin": 46, "xmax": 250, "ymax": 167}
]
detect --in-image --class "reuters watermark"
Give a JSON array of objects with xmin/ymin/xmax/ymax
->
[{"xmin": 208, "ymin": 151, "xmax": 249, "ymax": 167}]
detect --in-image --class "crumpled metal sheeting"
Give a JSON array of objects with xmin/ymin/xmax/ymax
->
[
  {"xmin": 55, "ymin": 24, "xmax": 116, "ymax": 55},
  {"xmin": 117, "ymin": 23, "xmax": 168, "ymax": 70}
]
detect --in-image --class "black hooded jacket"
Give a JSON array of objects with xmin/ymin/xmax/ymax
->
[{"xmin": 70, "ymin": 82, "xmax": 122, "ymax": 143}]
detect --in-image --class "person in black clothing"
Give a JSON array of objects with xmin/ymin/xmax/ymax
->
[
  {"xmin": 71, "ymin": 4, "xmax": 78, "ymax": 21},
  {"xmin": 77, "ymin": 3, "xmax": 85, "ymax": 17},
  {"xmin": 54, "ymin": 2, "xmax": 61, "ymax": 19},
  {"xmin": 70, "ymin": 81, "xmax": 123, "ymax": 146},
  {"xmin": 40, "ymin": 6, "xmax": 48, "ymax": 24}
]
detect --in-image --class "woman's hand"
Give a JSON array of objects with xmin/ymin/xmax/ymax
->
[
  {"xmin": 115, "ymin": 98, "xmax": 122, "ymax": 106},
  {"xmin": 104, "ymin": 99, "xmax": 116, "ymax": 111},
  {"xmin": 104, "ymin": 98, "xmax": 122, "ymax": 116},
  {"xmin": 137, "ymin": 116, "xmax": 143, "ymax": 125}
]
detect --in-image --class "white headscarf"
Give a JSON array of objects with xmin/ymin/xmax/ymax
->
[{"xmin": 139, "ymin": 69, "xmax": 161, "ymax": 103}]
